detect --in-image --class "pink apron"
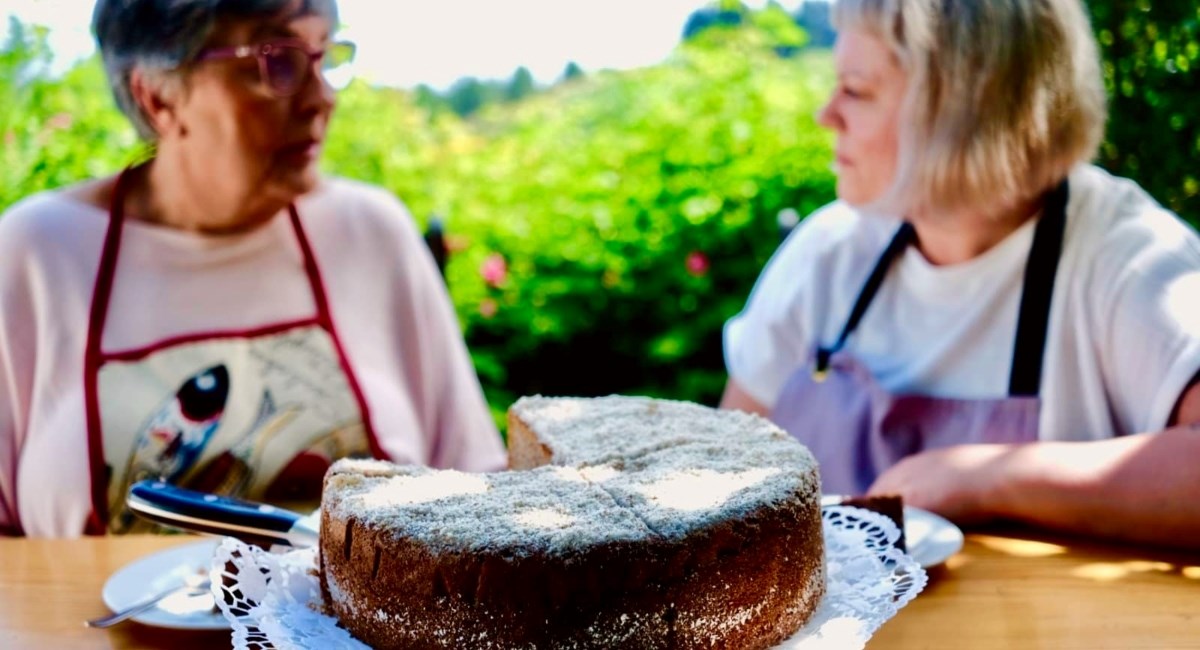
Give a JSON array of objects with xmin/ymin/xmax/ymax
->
[
  {"xmin": 771, "ymin": 182, "xmax": 1069, "ymax": 495},
  {"xmin": 82, "ymin": 167, "xmax": 383, "ymax": 535}
]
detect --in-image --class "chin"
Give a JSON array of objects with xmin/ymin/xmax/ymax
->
[
  {"xmin": 274, "ymin": 166, "xmax": 323, "ymax": 199},
  {"xmin": 835, "ymin": 181, "xmax": 870, "ymax": 206},
  {"xmin": 835, "ymin": 176, "xmax": 889, "ymax": 209}
]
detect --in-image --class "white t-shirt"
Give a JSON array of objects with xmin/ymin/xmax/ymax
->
[
  {"xmin": 0, "ymin": 178, "xmax": 507, "ymax": 537},
  {"xmin": 725, "ymin": 165, "xmax": 1200, "ymax": 441}
]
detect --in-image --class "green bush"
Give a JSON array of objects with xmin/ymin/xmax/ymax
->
[
  {"xmin": 428, "ymin": 42, "xmax": 836, "ymax": 416},
  {"xmin": 0, "ymin": 20, "xmax": 141, "ymax": 208},
  {"xmin": 325, "ymin": 32, "xmax": 837, "ymax": 419},
  {"xmin": 1088, "ymin": 0, "xmax": 1199, "ymax": 224}
]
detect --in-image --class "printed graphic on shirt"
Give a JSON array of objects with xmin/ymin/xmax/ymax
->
[{"xmin": 98, "ymin": 327, "xmax": 369, "ymax": 534}]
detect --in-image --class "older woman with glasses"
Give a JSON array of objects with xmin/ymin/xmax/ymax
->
[
  {"xmin": 723, "ymin": 0, "xmax": 1200, "ymax": 549},
  {"xmin": 0, "ymin": 0, "xmax": 505, "ymax": 538}
]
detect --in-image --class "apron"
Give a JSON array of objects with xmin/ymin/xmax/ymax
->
[
  {"xmin": 82, "ymin": 166, "xmax": 382, "ymax": 535},
  {"xmin": 771, "ymin": 182, "xmax": 1069, "ymax": 495}
]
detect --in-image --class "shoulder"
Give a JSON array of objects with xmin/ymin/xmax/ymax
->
[
  {"xmin": 301, "ymin": 177, "xmax": 418, "ymax": 232},
  {"xmin": 763, "ymin": 200, "xmax": 897, "ymax": 288},
  {"xmin": 0, "ymin": 191, "xmax": 107, "ymax": 262},
  {"xmin": 1066, "ymin": 165, "xmax": 1200, "ymax": 292}
]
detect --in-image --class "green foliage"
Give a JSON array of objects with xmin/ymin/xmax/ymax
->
[
  {"xmin": 417, "ymin": 67, "xmax": 542, "ymax": 119},
  {"xmin": 427, "ymin": 45, "xmax": 837, "ymax": 415},
  {"xmin": 0, "ymin": 19, "xmax": 141, "ymax": 209},
  {"xmin": 1087, "ymin": 0, "xmax": 1199, "ymax": 223},
  {"xmin": 322, "ymin": 36, "xmax": 837, "ymax": 418}
]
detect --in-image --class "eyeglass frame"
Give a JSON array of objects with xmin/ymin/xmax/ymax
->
[{"xmin": 193, "ymin": 38, "xmax": 356, "ymax": 97}]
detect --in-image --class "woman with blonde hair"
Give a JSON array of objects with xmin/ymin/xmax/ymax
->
[{"xmin": 723, "ymin": 0, "xmax": 1200, "ymax": 548}]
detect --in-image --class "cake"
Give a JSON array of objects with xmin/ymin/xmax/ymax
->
[{"xmin": 320, "ymin": 396, "xmax": 825, "ymax": 649}]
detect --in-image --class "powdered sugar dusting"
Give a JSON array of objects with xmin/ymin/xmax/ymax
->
[
  {"xmin": 512, "ymin": 507, "xmax": 577, "ymax": 529},
  {"xmin": 354, "ymin": 471, "xmax": 489, "ymax": 508},
  {"xmin": 631, "ymin": 467, "xmax": 782, "ymax": 512},
  {"xmin": 325, "ymin": 461, "xmax": 653, "ymax": 556},
  {"xmin": 510, "ymin": 395, "xmax": 806, "ymax": 469}
]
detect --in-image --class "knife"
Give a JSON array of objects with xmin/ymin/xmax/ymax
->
[{"xmin": 127, "ymin": 480, "xmax": 319, "ymax": 547}]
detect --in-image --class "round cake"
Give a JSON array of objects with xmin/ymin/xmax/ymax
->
[{"xmin": 320, "ymin": 396, "xmax": 825, "ymax": 649}]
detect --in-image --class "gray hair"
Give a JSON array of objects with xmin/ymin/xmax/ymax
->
[
  {"xmin": 92, "ymin": 0, "xmax": 339, "ymax": 140},
  {"xmin": 833, "ymin": 0, "xmax": 1107, "ymax": 216}
]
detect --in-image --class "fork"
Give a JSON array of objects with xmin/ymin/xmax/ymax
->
[{"xmin": 85, "ymin": 574, "xmax": 212, "ymax": 629}]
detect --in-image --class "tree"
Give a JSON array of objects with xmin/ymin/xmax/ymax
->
[
  {"xmin": 504, "ymin": 66, "xmax": 535, "ymax": 102},
  {"xmin": 794, "ymin": 0, "xmax": 835, "ymax": 49},
  {"xmin": 445, "ymin": 77, "xmax": 487, "ymax": 117},
  {"xmin": 561, "ymin": 61, "xmax": 584, "ymax": 83},
  {"xmin": 682, "ymin": 6, "xmax": 744, "ymax": 41}
]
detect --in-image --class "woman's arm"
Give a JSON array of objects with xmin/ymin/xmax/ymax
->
[
  {"xmin": 720, "ymin": 379, "xmax": 771, "ymax": 417},
  {"xmin": 869, "ymin": 380, "xmax": 1200, "ymax": 549}
]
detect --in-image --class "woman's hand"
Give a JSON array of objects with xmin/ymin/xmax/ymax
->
[{"xmin": 866, "ymin": 443, "xmax": 1018, "ymax": 525}]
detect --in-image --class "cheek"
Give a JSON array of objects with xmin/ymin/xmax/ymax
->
[{"xmin": 229, "ymin": 102, "xmax": 286, "ymax": 154}]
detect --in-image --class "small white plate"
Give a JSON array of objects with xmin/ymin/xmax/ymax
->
[
  {"xmin": 101, "ymin": 539, "xmax": 228, "ymax": 630},
  {"xmin": 903, "ymin": 506, "xmax": 964, "ymax": 568},
  {"xmin": 822, "ymin": 496, "xmax": 964, "ymax": 568}
]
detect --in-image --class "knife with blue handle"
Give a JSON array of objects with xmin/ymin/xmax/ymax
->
[{"xmin": 127, "ymin": 480, "xmax": 320, "ymax": 547}]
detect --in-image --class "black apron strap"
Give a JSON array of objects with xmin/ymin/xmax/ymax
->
[
  {"xmin": 815, "ymin": 222, "xmax": 915, "ymax": 376},
  {"xmin": 1008, "ymin": 180, "xmax": 1070, "ymax": 397},
  {"xmin": 814, "ymin": 179, "xmax": 1070, "ymax": 395}
]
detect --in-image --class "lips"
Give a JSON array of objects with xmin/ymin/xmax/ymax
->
[{"xmin": 279, "ymin": 138, "xmax": 322, "ymax": 160}]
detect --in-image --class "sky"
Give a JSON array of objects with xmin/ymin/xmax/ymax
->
[{"xmin": 2, "ymin": 0, "xmax": 806, "ymax": 88}]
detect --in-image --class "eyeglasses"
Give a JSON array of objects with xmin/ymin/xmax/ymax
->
[{"xmin": 195, "ymin": 39, "xmax": 356, "ymax": 97}]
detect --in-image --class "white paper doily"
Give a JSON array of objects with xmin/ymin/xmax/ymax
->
[{"xmin": 210, "ymin": 506, "xmax": 926, "ymax": 650}]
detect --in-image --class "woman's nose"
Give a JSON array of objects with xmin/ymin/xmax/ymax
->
[
  {"xmin": 295, "ymin": 64, "xmax": 336, "ymax": 114},
  {"xmin": 816, "ymin": 97, "xmax": 841, "ymax": 131}
]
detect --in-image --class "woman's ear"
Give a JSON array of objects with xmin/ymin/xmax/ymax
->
[{"xmin": 130, "ymin": 68, "xmax": 187, "ymax": 139}]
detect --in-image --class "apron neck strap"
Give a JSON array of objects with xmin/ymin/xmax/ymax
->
[
  {"xmin": 1008, "ymin": 180, "xmax": 1069, "ymax": 396},
  {"xmin": 92, "ymin": 164, "xmax": 321, "ymax": 357},
  {"xmin": 816, "ymin": 221, "xmax": 915, "ymax": 374},
  {"xmin": 818, "ymin": 180, "xmax": 1070, "ymax": 398}
]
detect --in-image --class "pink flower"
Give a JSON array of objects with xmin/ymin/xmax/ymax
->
[
  {"xmin": 685, "ymin": 251, "xmax": 710, "ymax": 278},
  {"xmin": 479, "ymin": 298, "xmax": 498, "ymax": 319},
  {"xmin": 46, "ymin": 113, "xmax": 73, "ymax": 131},
  {"xmin": 481, "ymin": 254, "xmax": 508, "ymax": 288}
]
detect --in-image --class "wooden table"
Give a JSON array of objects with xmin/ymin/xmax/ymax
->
[{"xmin": 1, "ymin": 530, "xmax": 1197, "ymax": 649}]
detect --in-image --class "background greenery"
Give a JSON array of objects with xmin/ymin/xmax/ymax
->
[{"xmin": 2, "ymin": 2, "xmax": 1197, "ymax": 427}]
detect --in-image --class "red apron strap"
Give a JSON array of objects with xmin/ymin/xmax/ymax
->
[
  {"xmin": 287, "ymin": 206, "xmax": 385, "ymax": 461},
  {"xmin": 82, "ymin": 165, "xmax": 138, "ymax": 535}
]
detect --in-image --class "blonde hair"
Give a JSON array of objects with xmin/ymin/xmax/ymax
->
[{"xmin": 833, "ymin": 0, "xmax": 1107, "ymax": 216}]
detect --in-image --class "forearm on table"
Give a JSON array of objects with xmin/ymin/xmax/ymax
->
[{"xmin": 987, "ymin": 426, "xmax": 1200, "ymax": 548}]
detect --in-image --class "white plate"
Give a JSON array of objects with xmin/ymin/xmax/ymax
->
[
  {"xmin": 101, "ymin": 539, "xmax": 228, "ymax": 630},
  {"xmin": 903, "ymin": 506, "xmax": 964, "ymax": 568},
  {"xmin": 821, "ymin": 496, "xmax": 964, "ymax": 568}
]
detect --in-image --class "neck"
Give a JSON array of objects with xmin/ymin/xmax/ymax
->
[
  {"xmin": 908, "ymin": 195, "xmax": 1044, "ymax": 266},
  {"xmin": 126, "ymin": 152, "xmax": 285, "ymax": 235}
]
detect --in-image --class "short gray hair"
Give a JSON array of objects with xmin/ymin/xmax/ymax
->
[
  {"xmin": 92, "ymin": 0, "xmax": 339, "ymax": 140},
  {"xmin": 833, "ymin": 0, "xmax": 1107, "ymax": 216}
]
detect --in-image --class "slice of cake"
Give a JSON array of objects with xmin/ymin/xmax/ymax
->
[{"xmin": 321, "ymin": 396, "xmax": 825, "ymax": 649}]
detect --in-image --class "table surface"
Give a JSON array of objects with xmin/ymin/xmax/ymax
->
[{"xmin": 2, "ymin": 529, "xmax": 1197, "ymax": 649}]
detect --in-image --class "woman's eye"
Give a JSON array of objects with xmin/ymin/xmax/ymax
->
[{"xmin": 842, "ymin": 86, "xmax": 866, "ymax": 99}]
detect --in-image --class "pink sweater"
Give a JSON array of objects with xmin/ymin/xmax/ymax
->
[{"xmin": 0, "ymin": 178, "xmax": 506, "ymax": 537}]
